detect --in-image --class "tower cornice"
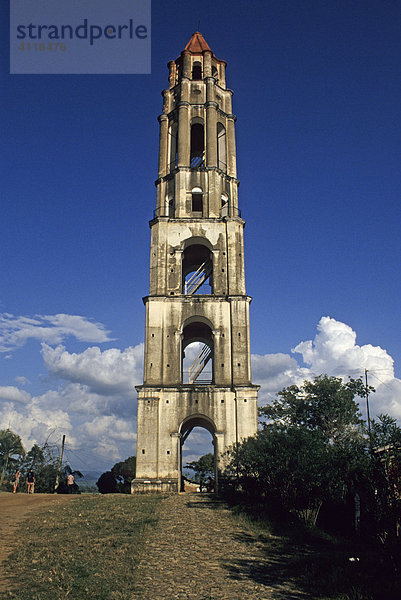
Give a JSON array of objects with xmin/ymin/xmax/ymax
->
[{"xmin": 154, "ymin": 168, "xmax": 240, "ymax": 187}]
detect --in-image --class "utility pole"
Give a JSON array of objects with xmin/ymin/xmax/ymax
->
[
  {"xmin": 365, "ymin": 369, "xmax": 372, "ymax": 448},
  {"xmin": 54, "ymin": 434, "xmax": 65, "ymax": 493}
]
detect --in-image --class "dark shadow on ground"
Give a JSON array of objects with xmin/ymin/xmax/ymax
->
[{"xmin": 186, "ymin": 494, "xmax": 401, "ymax": 600}]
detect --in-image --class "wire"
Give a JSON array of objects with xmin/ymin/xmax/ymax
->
[{"xmin": 368, "ymin": 372, "xmax": 396, "ymax": 393}]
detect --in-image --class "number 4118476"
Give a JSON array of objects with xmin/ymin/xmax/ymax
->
[{"xmin": 18, "ymin": 42, "xmax": 66, "ymax": 51}]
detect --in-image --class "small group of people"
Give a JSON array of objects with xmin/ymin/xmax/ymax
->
[
  {"xmin": 13, "ymin": 469, "xmax": 35, "ymax": 494},
  {"xmin": 12, "ymin": 469, "xmax": 77, "ymax": 494}
]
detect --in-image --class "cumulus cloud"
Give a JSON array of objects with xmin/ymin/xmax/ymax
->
[
  {"xmin": 0, "ymin": 342, "xmax": 144, "ymax": 469},
  {"xmin": 251, "ymin": 353, "xmax": 308, "ymax": 403},
  {"xmin": 252, "ymin": 316, "xmax": 400, "ymax": 422},
  {"xmin": 0, "ymin": 399, "xmax": 76, "ymax": 454},
  {"xmin": 0, "ymin": 313, "xmax": 112, "ymax": 353},
  {"xmin": 0, "ymin": 386, "xmax": 31, "ymax": 404},
  {"xmin": 41, "ymin": 343, "xmax": 144, "ymax": 395},
  {"xmin": 293, "ymin": 316, "xmax": 394, "ymax": 381}
]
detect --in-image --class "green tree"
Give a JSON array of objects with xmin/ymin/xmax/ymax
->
[
  {"xmin": 185, "ymin": 453, "xmax": 214, "ymax": 489},
  {"xmin": 0, "ymin": 429, "xmax": 25, "ymax": 486},
  {"xmin": 111, "ymin": 456, "xmax": 136, "ymax": 492},
  {"xmin": 97, "ymin": 456, "xmax": 136, "ymax": 494},
  {"xmin": 226, "ymin": 425, "xmax": 367, "ymax": 525},
  {"xmin": 225, "ymin": 375, "xmax": 374, "ymax": 525},
  {"xmin": 259, "ymin": 375, "xmax": 370, "ymax": 443},
  {"xmin": 370, "ymin": 414, "xmax": 401, "ymax": 543},
  {"xmin": 97, "ymin": 471, "xmax": 118, "ymax": 494}
]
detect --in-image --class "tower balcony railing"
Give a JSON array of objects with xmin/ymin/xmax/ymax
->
[
  {"xmin": 182, "ymin": 371, "xmax": 213, "ymax": 385},
  {"xmin": 168, "ymin": 157, "xmax": 178, "ymax": 172},
  {"xmin": 152, "ymin": 205, "xmax": 242, "ymax": 219},
  {"xmin": 153, "ymin": 207, "xmax": 172, "ymax": 218}
]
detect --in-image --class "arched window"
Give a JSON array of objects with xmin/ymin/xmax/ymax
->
[
  {"xmin": 191, "ymin": 186, "xmax": 203, "ymax": 215},
  {"xmin": 221, "ymin": 194, "xmax": 228, "ymax": 217},
  {"xmin": 212, "ymin": 65, "xmax": 218, "ymax": 80},
  {"xmin": 217, "ymin": 123, "xmax": 226, "ymax": 171},
  {"xmin": 182, "ymin": 242, "xmax": 213, "ymax": 295},
  {"xmin": 182, "ymin": 320, "xmax": 213, "ymax": 384},
  {"xmin": 168, "ymin": 122, "xmax": 178, "ymax": 171},
  {"xmin": 190, "ymin": 122, "xmax": 205, "ymax": 167},
  {"xmin": 192, "ymin": 61, "xmax": 202, "ymax": 80}
]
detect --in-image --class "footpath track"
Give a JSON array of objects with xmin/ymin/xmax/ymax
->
[
  {"xmin": 0, "ymin": 492, "xmax": 74, "ymax": 591},
  {"xmin": 132, "ymin": 493, "xmax": 311, "ymax": 600}
]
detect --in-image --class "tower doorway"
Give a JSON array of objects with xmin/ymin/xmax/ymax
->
[{"xmin": 180, "ymin": 416, "xmax": 217, "ymax": 492}]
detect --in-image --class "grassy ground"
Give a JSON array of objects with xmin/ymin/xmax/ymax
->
[
  {"xmin": 0, "ymin": 494, "xmax": 162, "ymax": 600},
  {"xmin": 224, "ymin": 498, "xmax": 401, "ymax": 600}
]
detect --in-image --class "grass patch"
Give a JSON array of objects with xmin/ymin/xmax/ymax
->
[
  {"xmin": 221, "ymin": 497, "xmax": 401, "ymax": 600},
  {"xmin": 1, "ymin": 494, "xmax": 163, "ymax": 600}
]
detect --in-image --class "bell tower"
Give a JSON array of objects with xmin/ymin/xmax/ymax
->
[{"xmin": 132, "ymin": 33, "xmax": 259, "ymax": 493}]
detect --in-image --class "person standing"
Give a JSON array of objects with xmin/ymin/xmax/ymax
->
[
  {"xmin": 66, "ymin": 473, "xmax": 74, "ymax": 493},
  {"xmin": 13, "ymin": 470, "xmax": 21, "ymax": 493},
  {"xmin": 26, "ymin": 469, "xmax": 35, "ymax": 494}
]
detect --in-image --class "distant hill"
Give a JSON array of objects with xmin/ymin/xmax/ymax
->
[{"xmin": 77, "ymin": 471, "xmax": 102, "ymax": 492}]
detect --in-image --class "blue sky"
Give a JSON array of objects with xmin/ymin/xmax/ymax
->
[{"xmin": 1, "ymin": 1, "xmax": 400, "ymax": 472}]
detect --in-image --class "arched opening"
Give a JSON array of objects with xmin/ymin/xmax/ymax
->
[
  {"xmin": 191, "ymin": 186, "xmax": 203, "ymax": 216},
  {"xmin": 168, "ymin": 121, "xmax": 178, "ymax": 171},
  {"xmin": 182, "ymin": 243, "xmax": 213, "ymax": 295},
  {"xmin": 192, "ymin": 61, "xmax": 202, "ymax": 80},
  {"xmin": 190, "ymin": 122, "xmax": 205, "ymax": 167},
  {"xmin": 180, "ymin": 415, "xmax": 217, "ymax": 492},
  {"xmin": 212, "ymin": 65, "xmax": 218, "ymax": 80},
  {"xmin": 182, "ymin": 321, "xmax": 213, "ymax": 384},
  {"xmin": 217, "ymin": 122, "xmax": 226, "ymax": 171},
  {"xmin": 221, "ymin": 194, "xmax": 228, "ymax": 217}
]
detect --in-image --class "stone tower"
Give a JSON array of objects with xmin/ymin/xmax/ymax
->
[{"xmin": 132, "ymin": 33, "xmax": 259, "ymax": 493}]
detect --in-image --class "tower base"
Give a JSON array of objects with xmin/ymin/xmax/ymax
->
[{"xmin": 131, "ymin": 478, "xmax": 179, "ymax": 494}]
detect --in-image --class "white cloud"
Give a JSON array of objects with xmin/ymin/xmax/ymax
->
[
  {"xmin": 0, "ymin": 399, "xmax": 75, "ymax": 455},
  {"xmin": 80, "ymin": 415, "xmax": 136, "ymax": 442},
  {"xmin": 251, "ymin": 352, "xmax": 308, "ymax": 403},
  {"xmin": 0, "ymin": 386, "xmax": 31, "ymax": 404},
  {"xmin": 41, "ymin": 343, "xmax": 144, "ymax": 395},
  {"xmin": 15, "ymin": 376, "xmax": 30, "ymax": 386},
  {"xmin": 252, "ymin": 316, "xmax": 401, "ymax": 423},
  {"xmin": 0, "ymin": 342, "xmax": 143, "ymax": 470},
  {"xmin": 0, "ymin": 313, "xmax": 112, "ymax": 353},
  {"xmin": 293, "ymin": 316, "xmax": 394, "ymax": 381}
]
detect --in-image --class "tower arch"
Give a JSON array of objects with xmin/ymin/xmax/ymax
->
[{"xmin": 182, "ymin": 242, "xmax": 213, "ymax": 295}]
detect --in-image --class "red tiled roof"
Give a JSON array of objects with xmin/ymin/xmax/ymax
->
[{"xmin": 184, "ymin": 32, "xmax": 212, "ymax": 54}]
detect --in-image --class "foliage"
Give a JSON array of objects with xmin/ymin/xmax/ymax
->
[
  {"xmin": 225, "ymin": 375, "xmax": 375, "ymax": 526},
  {"xmin": 96, "ymin": 456, "xmax": 136, "ymax": 494},
  {"xmin": 369, "ymin": 414, "xmax": 401, "ymax": 556},
  {"xmin": 96, "ymin": 470, "xmax": 119, "ymax": 494},
  {"xmin": 0, "ymin": 494, "xmax": 161, "ymax": 600},
  {"xmin": 184, "ymin": 453, "xmax": 214, "ymax": 488},
  {"xmin": 259, "ymin": 375, "xmax": 370, "ymax": 443},
  {"xmin": 111, "ymin": 455, "xmax": 136, "ymax": 491},
  {"xmin": 226, "ymin": 425, "xmax": 369, "ymax": 525},
  {"xmin": 0, "ymin": 430, "xmax": 84, "ymax": 493},
  {"xmin": 0, "ymin": 429, "xmax": 25, "ymax": 487}
]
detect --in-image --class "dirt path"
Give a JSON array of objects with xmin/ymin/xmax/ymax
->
[
  {"xmin": 0, "ymin": 492, "xmax": 74, "ymax": 591},
  {"xmin": 132, "ymin": 493, "xmax": 312, "ymax": 600}
]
